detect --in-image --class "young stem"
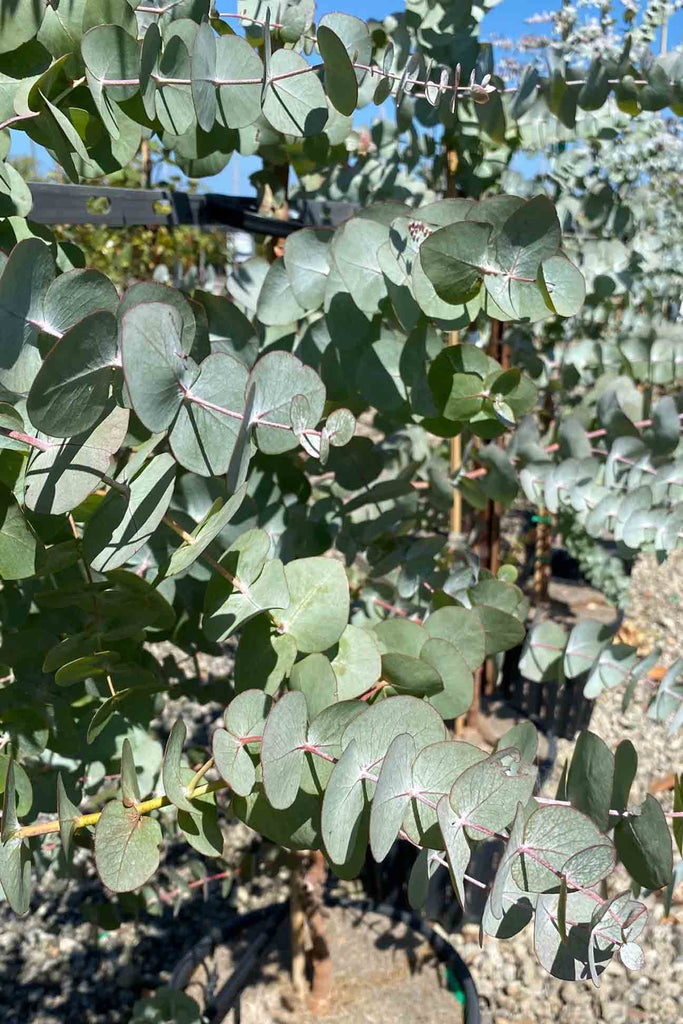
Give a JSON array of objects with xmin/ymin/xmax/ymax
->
[
  {"xmin": 534, "ymin": 795, "xmax": 683, "ymax": 819},
  {"xmin": 67, "ymin": 515, "xmax": 115, "ymax": 697},
  {"xmin": 0, "ymin": 426, "xmax": 49, "ymax": 451},
  {"xmin": 181, "ymin": 387, "xmax": 323, "ymax": 441},
  {"xmin": 465, "ymin": 416, "xmax": 683, "ymax": 480},
  {"xmin": 0, "ymin": 111, "xmax": 40, "ymax": 133},
  {"xmin": 187, "ymin": 756, "xmax": 214, "ymax": 797},
  {"xmin": 15, "ymin": 778, "xmax": 230, "ymax": 841},
  {"xmin": 161, "ymin": 514, "xmax": 253, "ymax": 600},
  {"xmin": 359, "ymin": 680, "xmax": 389, "ymax": 702},
  {"xmin": 94, "ymin": 50, "xmax": 659, "ymax": 99},
  {"xmin": 150, "ymin": 868, "xmax": 234, "ymax": 907}
]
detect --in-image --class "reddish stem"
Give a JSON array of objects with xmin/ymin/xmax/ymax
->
[
  {"xmin": 463, "ymin": 416, "xmax": 679, "ymax": 480},
  {"xmin": 238, "ymin": 734, "xmax": 263, "ymax": 746},
  {"xmin": 154, "ymin": 869, "xmax": 234, "ymax": 905},
  {"xmin": 298, "ymin": 744, "xmax": 337, "ymax": 763},
  {"xmin": 360, "ymin": 680, "xmax": 389, "ymax": 702},
  {"xmin": 372, "ymin": 597, "xmax": 409, "ymax": 617},
  {"xmin": 534, "ymin": 796, "xmax": 683, "ymax": 818}
]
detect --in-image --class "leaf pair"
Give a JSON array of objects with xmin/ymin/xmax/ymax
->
[
  {"xmin": 419, "ymin": 196, "xmax": 584, "ymax": 322},
  {"xmin": 122, "ymin": 301, "xmax": 328, "ymax": 481},
  {"xmin": 290, "ymin": 624, "xmax": 381, "ymax": 719},
  {"xmin": 0, "ymin": 239, "xmax": 118, "ymax": 416},
  {"xmin": 374, "ymin": 613, "xmax": 476, "ymax": 717}
]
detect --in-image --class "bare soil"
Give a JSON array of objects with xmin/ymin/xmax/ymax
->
[{"xmin": 186, "ymin": 903, "xmax": 466, "ymax": 1024}]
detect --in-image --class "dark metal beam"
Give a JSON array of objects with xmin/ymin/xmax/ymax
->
[{"xmin": 26, "ymin": 183, "xmax": 358, "ymax": 235}]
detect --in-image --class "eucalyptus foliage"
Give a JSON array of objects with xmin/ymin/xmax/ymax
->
[
  {"xmin": 560, "ymin": 512, "xmax": 632, "ymax": 609},
  {"xmin": 0, "ymin": 0, "xmax": 681, "ymax": 991}
]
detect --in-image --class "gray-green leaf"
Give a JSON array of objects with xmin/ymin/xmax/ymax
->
[{"xmin": 94, "ymin": 801, "xmax": 162, "ymax": 893}]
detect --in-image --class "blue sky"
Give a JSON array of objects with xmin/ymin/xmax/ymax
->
[{"xmin": 10, "ymin": 1, "xmax": 683, "ymax": 195}]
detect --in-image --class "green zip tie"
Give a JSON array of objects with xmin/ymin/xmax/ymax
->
[
  {"xmin": 445, "ymin": 965, "xmax": 467, "ymax": 1005},
  {"xmin": 531, "ymin": 514, "xmax": 553, "ymax": 525}
]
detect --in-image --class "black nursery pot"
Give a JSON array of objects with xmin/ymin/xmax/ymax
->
[
  {"xmin": 169, "ymin": 894, "xmax": 481, "ymax": 1024},
  {"xmin": 325, "ymin": 894, "xmax": 481, "ymax": 1024},
  {"xmin": 500, "ymin": 642, "xmax": 594, "ymax": 741}
]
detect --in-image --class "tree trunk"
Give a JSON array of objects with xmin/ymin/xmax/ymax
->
[
  {"xmin": 306, "ymin": 850, "xmax": 332, "ymax": 1016},
  {"xmin": 288, "ymin": 850, "xmax": 333, "ymax": 1014},
  {"xmin": 289, "ymin": 852, "xmax": 308, "ymax": 1002}
]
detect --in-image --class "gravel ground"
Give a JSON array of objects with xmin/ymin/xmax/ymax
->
[
  {"xmin": 626, "ymin": 549, "xmax": 683, "ymax": 666},
  {"xmin": 457, "ymin": 677, "xmax": 682, "ymax": 1024},
  {"xmin": 455, "ymin": 897, "xmax": 682, "ymax": 1024},
  {"xmin": 0, "ymin": 824, "xmax": 292, "ymax": 1024},
  {"xmin": 455, "ymin": 548, "xmax": 683, "ymax": 1024},
  {"xmin": 1, "ymin": 558, "xmax": 681, "ymax": 1024}
]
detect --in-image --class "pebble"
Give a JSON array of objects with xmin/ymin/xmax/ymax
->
[
  {"xmin": 502, "ymin": 961, "xmax": 517, "ymax": 983},
  {"xmin": 658, "ymin": 996, "xmax": 678, "ymax": 1020},
  {"xmin": 58, "ymin": 936, "xmax": 80, "ymax": 956},
  {"xmin": 601, "ymin": 1006, "xmax": 626, "ymax": 1023},
  {"xmin": 560, "ymin": 982, "xmax": 585, "ymax": 1004}
]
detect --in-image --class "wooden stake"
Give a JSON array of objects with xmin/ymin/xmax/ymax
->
[
  {"xmin": 448, "ymin": 333, "xmax": 462, "ymax": 537},
  {"xmin": 290, "ymin": 852, "xmax": 307, "ymax": 1002},
  {"xmin": 468, "ymin": 667, "xmax": 481, "ymax": 733},
  {"xmin": 306, "ymin": 851, "xmax": 332, "ymax": 1016},
  {"xmin": 534, "ymin": 506, "xmax": 551, "ymax": 603},
  {"xmin": 141, "ymin": 139, "xmax": 152, "ymax": 190},
  {"xmin": 261, "ymin": 161, "xmax": 290, "ymax": 262},
  {"xmin": 445, "ymin": 146, "xmax": 462, "ymax": 539},
  {"xmin": 479, "ymin": 319, "xmax": 506, "ymax": 704}
]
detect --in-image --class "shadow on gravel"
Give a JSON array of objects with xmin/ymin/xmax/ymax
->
[{"xmin": 0, "ymin": 866, "xmax": 280, "ymax": 1024}]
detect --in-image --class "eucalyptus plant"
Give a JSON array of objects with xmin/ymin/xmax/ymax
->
[
  {"xmin": 0, "ymin": 0, "xmax": 681, "ymax": 996},
  {"xmin": 482, "ymin": 76, "xmax": 683, "ymax": 625}
]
